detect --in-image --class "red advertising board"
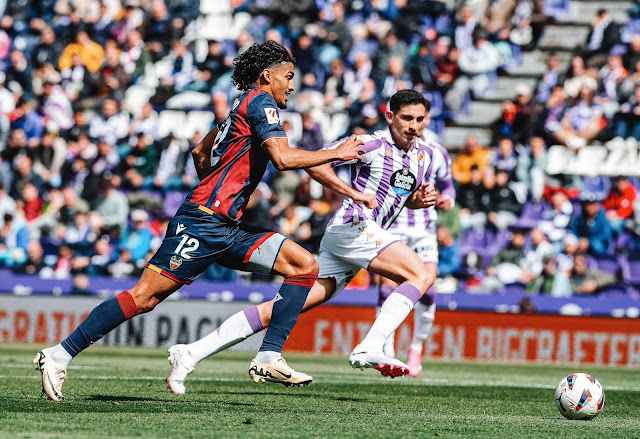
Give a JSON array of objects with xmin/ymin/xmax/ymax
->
[{"xmin": 287, "ymin": 306, "xmax": 640, "ymax": 367}]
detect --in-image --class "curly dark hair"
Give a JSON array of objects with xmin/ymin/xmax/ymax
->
[{"xmin": 231, "ymin": 41, "xmax": 296, "ymax": 91}]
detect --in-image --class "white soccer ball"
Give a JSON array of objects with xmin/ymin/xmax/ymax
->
[{"xmin": 555, "ymin": 373, "xmax": 605, "ymax": 420}]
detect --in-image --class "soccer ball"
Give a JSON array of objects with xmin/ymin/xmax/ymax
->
[{"xmin": 555, "ymin": 373, "xmax": 605, "ymax": 420}]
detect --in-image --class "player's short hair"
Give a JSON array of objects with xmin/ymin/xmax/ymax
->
[
  {"xmin": 231, "ymin": 41, "xmax": 296, "ymax": 91},
  {"xmin": 389, "ymin": 89, "xmax": 430, "ymax": 113}
]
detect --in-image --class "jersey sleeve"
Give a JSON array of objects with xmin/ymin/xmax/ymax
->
[
  {"xmin": 323, "ymin": 134, "xmax": 380, "ymax": 166},
  {"xmin": 433, "ymin": 146, "xmax": 456, "ymax": 199},
  {"xmin": 247, "ymin": 92, "xmax": 287, "ymax": 146}
]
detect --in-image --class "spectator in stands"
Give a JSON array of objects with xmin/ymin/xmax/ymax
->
[
  {"xmin": 324, "ymin": 58, "xmax": 348, "ymax": 113},
  {"xmin": 539, "ymin": 85, "xmax": 567, "ymax": 145},
  {"xmin": 436, "ymin": 225, "xmax": 461, "ymax": 277},
  {"xmin": 143, "ymin": 0, "xmax": 177, "ymax": 62},
  {"xmin": 563, "ymin": 56, "xmax": 598, "ymax": 99},
  {"xmin": 0, "ymin": 213, "xmax": 28, "ymax": 267},
  {"xmin": 344, "ymin": 52, "xmax": 373, "ymax": 103},
  {"xmin": 485, "ymin": 168, "xmax": 523, "ymax": 230},
  {"xmin": 515, "ymin": 136, "xmax": 547, "ymax": 202},
  {"xmin": 557, "ymin": 233, "xmax": 579, "ymax": 273},
  {"xmin": 352, "ymin": 104, "xmax": 386, "ymax": 135},
  {"xmin": 624, "ymin": 34, "xmax": 640, "ymax": 72},
  {"xmin": 373, "ymin": 30, "xmax": 408, "ymax": 82},
  {"xmin": 527, "ymin": 254, "xmax": 571, "ymax": 296},
  {"xmin": 570, "ymin": 193, "xmax": 613, "ymax": 257},
  {"xmin": 408, "ymin": 40, "xmax": 436, "ymax": 90},
  {"xmin": 89, "ymin": 99, "xmax": 129, "ymax": 146},
  {"xmin": 41, "ymin": 76, "xmax": 74, "ymax": 131},
  {"xmin": 613, "ymin": 85, "xmax": 640, "ymax": 140},
  {"xmin": 33, "ymin": 27, "xmax": 63, "ymax": 68},
  {"xmin": 553, "ymin": 86, "xmax": 603, "ymax": 150},
  {"xmin": 152, "ymin": 133, "xmax": 189, "ymax": 191},
  {"xmin": 95, "ymin": 45, "xmax": 131, "ymax": 102},
  {"xmin": 0, "ymin": 182, "xmax": 16, "ymax": 228},
  {"xmin": 120, "ymin": 29, "xmax": 152, "ymax": 83},
  {"xmin": 492, "ymin": 137, "xmax": 518, "ymax": 177},
  {"xmin": 300, "ymin": 112, "xmax": 324, "ymax": 152},
  {"xmin": 380, "ymin": 56, "xmax": 412, "ymax": 100},
  {"xmin": 603, "ymin": 176, "xmax": 637, "ymax": 235},
  {"xmin": 10, "ymin": 154, "xmax": 44, "ymax": 200},
  {"xmin": 451, "ymin": 135, "xmax": 491, "ymax": 184},
  {"xmin": 583, "ymin": 9, "xmax": 620, "ymax": 68},
  {"xmin": 535, "ymin": 53, "xmax": 563, "ymax": 103},
  {"xmin": 12, "ymin": 240, "xmax": 46, "ymax": 275},
  {"xmin": 192, "ymin": 40, "xmax": 231, "ymax": 93},
  {"xmin": 569, "ymin": 252, "xmax": 616, "ymax": 295},
  {"xmin": 322, "ymin": 0, "xmax": 352, "ymax": 56},
  {"xmin": 482, "ymin": 0, "xmax": 517, "ymax": 43},
  {"xmin": 121, "ymin": 209, "xmax": 153, "ymax": 262},
  {"xmin": 458, "ymin": 164, "xmax": 487, "ymax": 231},
  {"xmin": 129, "ymin": 102, "xmax": 160, "ymax": 143},
  {"xmin": 522, "ymin": 227, "xmax": 554, "ymax": 283},
  {"xmin": 60, "ymin": 53, "xmax": 95, "ymax": 106},
  {"xmin": 597, "ymin": 54, "xmax": 627, "ymax": 118},
  {"xmin": 58, "ymin": 30, "xmax": 105, "ymax": 73},
  {"xmin": 122, "ymin": 133, "xmax": 158, "ymax": 189},
  {"xmin": 435, "ymin": 46, "xmax": 461, "ymax": 90},
  {"xmin": 19, "ymin": 181, "xmax": 43, "ymax": 224},
  {"xmin": 95, "ymin": 175, "xmax": 128, "ymax": 236},
  {"xmin": 166, "ymin": 0, "xmax": 200, "ymax": 36},
  {"xmin": 454, "ymin": 6, "xmax": 478, "ymax": 51},
  {"xmin": 87, "ymin": 238, "xmax": 113, "ymax": 277},
  {"xmin": 475, "ymin": 225, "xmax": 529, "ymax": 292},
  {"xmin": 7, "ymin": 49, "xmax": 33, "ymax": 97},
  {"xmin": 538, "ymin": 190, "xmax": 573, "ymax": 249},
  {"xmin": 109, "ymin": 248, "xmax": 141, "ymax": 279},
  {"xmin": 11, "ymin": 97, "xmax": 44, "ymax": 147},
  {"xmin": 447, "ymin": 30, "xmax": 500, "ymax": 111},
  {"xmin": 297, "ymin": 198, "xmax": 331, "ymax": 254}
]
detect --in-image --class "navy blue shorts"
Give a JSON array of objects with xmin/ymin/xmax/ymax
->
[{"xmin": 147, "ymin": 202, "xmax": 287, "ymax": 284}]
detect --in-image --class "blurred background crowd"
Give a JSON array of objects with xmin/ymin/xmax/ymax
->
[{"xmin": 1, "ymin": 0, "xmax": 640, "ymax": 298}]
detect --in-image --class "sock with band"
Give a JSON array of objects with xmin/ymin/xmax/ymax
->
[
  {"xmin": 257, "ymin": 273, "xmax": 316, "ymax": 356},
  {"xmin": 59, "ymin": 291, "xmax": 139, "ymax": 360}
]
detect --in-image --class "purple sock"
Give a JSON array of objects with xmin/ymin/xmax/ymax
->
[
  {"xmin": 419, "ymin": 286, "xmax": 436, "ymax": 306},
  {"xmin": 378, "ymin": 285, "xmax": 395, "ymax": 306},
  {"xmin": 243, "ymin": 306, "xmax": 265, "ymax": 332},
  {"xmin": 394, "ymin": 283, "xmax": 422, "ymax": 305}
]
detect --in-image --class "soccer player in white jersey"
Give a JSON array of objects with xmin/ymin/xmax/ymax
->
[
  {"xmin": 377, "ymin": 114, "xmax": 455, "ymax": 377},
  {"xmin": 166, "ymin": 90, "xmax": 437, "ymax": 393}
]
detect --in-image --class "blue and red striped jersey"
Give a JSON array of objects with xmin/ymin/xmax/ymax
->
[{"xmin": 186, "ymin": 86, "xmax": 286, "ymax": 222}]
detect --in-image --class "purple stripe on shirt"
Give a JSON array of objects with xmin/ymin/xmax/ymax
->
[
  {"xmin": 380, "ymin": 153, "xmax": 412, "ymax": 227},
  {"xmin": 372, "ymin": 146, "xmax": 395, "ymax": 221},
  {"xmin": 408, "ymin": 209, "xmax": 415, "ymax": 227},
  {"xmin": 244, "ymin": 305, "xmax": 264, "ymax": 332}
]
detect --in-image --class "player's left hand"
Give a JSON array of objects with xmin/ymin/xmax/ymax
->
[
  {"xmin": 352, "ymin": 191, "xmax": 378, "ymax": 209},
  {"xmin": 407, "ymin": 183, "xmax": 437, "ymax": 209},
  {"xmin": 436, "ymin": 194, "xmax": 454, "ymax": 210}
]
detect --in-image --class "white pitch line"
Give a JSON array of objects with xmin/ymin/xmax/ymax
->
[{"xmin": 7, "ymin": 374, "xmax": 640, "ymax": 392}]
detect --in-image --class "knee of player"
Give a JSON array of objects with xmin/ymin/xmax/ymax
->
[
  {"xmin": 414, "ymin": 270, "xmax": 436, "ymax": 294},
  {"xmin": 293, "ymin": 252, "xmax": 319, "ymax": 276}
]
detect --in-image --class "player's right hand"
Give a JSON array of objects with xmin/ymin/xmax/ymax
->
[
  {"xmin": 335, "ymin": 135, "xmax": 365, "ymax": 161},
  {"xmin": 352, "ymin": 191, "xmax": 377, "ymax": 209}
]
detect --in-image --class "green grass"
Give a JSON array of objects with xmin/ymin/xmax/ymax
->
[{"xmin": 2, "ymin": 344, "xmax": 640, "ymax": 439}]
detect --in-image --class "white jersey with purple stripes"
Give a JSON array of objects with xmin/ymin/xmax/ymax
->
[
  {"xmin": 389, "ymin": 137, "xmax": 453, "ymax": 237},
  {"xmin": 325, "ymin": 128, "xmax": 435, "ymax": 230}
]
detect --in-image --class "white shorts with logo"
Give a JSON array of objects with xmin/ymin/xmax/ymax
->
[
  {"xmin": 317, "ymin": 220, "xmax": 398, "ymax": 297},
  {"xmin": 388, "ymin": 228, "xmax": 438, "ymax": 264}
]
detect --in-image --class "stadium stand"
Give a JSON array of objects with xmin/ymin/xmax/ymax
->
[{"xmin": 0, "ymin": 0, "xmax": 639, "ymax": 304}]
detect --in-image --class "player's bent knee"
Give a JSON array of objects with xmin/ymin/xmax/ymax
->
[
  {"xmin": 129, "ymin": 290, "xmax": 160, "ymax": 314},
  {"xmin": 291, "ymin": 251, "xmax": 319, "ymax": 276},
  {"xmin": 411, "ymin": 270, "xmax": 435, "ymax": 294}
]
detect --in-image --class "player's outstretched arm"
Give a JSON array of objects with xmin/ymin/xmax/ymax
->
[
  {"xmin": 305, "ymin": 163, "xmax": 377, "ymax": 209},
  {"xmin": 405, "ymin": 183, "xmax": 437, "ymax": 209},
  {"xmin": 263, "ymin": 135, "xmax": 365, "ymax": 171},
  {"xmin": 191, "ymin": 125, "xmax": 219, "ymax": 180}
]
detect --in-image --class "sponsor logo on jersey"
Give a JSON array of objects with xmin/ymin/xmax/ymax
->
[
  {"xmin": 390, "ymin": 167, "xmax": 417, "ymax": 196},
  {"xmin": 176, "ymin": 223, "xmax": 186, "ymax": 235},
  {"xmin": 169, "ymin": 255, "xmax": 182, "ymax": 270},
  {"xmin": 265, "ymin": 108, "xmax": 279, "ymax": 124}
]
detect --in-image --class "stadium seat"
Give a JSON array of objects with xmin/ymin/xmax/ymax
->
[
  {"xmin": 165, "ymin": 191, "xmax": 188, "ymax": 217},
  {"xmin": 545, "ymin": 145, "xmax": 573, "ymax": 175},
  {"xmin": 124, "ymin": 85, "xmax": 155, "ymax": 116},
  {"xmin": 184, "ymin": 111, "xmax": 215, "ymax": 139},
  {"xmin": 196, "ymin": 14, "xmax": 233, "ymax": 41},
  {"xmin": 329, "ymin": 112, "xmax": 350, "ymax": 142},
  {"xmin": 158, "ymin": 110, "xmax": 188, "ymax": 139},
  {"xmin": 593, "ymin": 256, "xmax": 621, "ymax": 277},
  {"xmin": 570, "ymin": 146, "xmax": 608, "ymax": 176},
  {"xmin": 200, "ymin": 0, "xmax": 231, "ymax": 15}
]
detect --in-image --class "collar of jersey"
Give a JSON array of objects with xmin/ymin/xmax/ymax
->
[{"xmin": 380, "ymin": 128, "xmax": 421, "ymax": 155}]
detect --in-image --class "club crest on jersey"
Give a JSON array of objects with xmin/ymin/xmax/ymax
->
[
  {"xmin": 390, "ymin": 167, "xmax": 417, "ymax": 196},
  {"xmin": 169, "ymin": 255, "xmax": 182, "ymax": 270},
  {"xmin": 264, "ymin": 108, "xmax": 279, "ymax": 124}
]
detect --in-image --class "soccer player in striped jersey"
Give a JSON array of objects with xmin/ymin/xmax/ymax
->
[
  {"xmin": 166, "ymin": 90, "xmax": 438, "ymax": 393},
  {"xmin": 33, "ymin": 41, "xmax": 368, "ymax": 401},
  {"xmin": 377, "ymin": 113, "xmax": 455, "ymax": 377}
]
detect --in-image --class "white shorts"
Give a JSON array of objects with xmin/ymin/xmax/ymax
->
[
  {"xmin": 317, "ymin": 221, "xmax": 398, "ymax": 297},
  {"xmin": 388, "ymin": 228, "xmax": 438, "ymax": 263}
]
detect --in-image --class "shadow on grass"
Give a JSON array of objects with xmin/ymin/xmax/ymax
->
[{"xmin": 196, "ymin": 389, "xmax": 367, "ymax": 403}]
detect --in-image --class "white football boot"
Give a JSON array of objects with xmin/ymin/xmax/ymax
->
[
  {"xmin": 249, "ymin": 357, "xmax": 312, "ymax": 387},
  {"xmin": 33, "ymin": 348, "xmax": 67, "ymax": 401},
  {"xmin": 167, "ymin": 344, "xmax": 196, "ymax": 394},
  {"xmin": 349, "ymin": 347, "xmax": 409, "ymax": 378}
]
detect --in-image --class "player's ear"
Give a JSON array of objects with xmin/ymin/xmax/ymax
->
[
  {"xmin": 261, "ymin": 69, "xmax": 272, "ymax": 84},
  {"xmin": 385, "ymin": 111, "xmax": 393, "ymax": 124}
]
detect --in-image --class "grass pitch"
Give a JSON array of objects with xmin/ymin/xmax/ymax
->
[{"xmin": 2, "ymin": 344, "xmax": 640, "ymax": 438}]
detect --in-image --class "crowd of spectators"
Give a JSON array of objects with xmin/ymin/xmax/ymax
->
[{"xmin": 0, "ymin": 0, "xmax": 638, "ymax": 299}]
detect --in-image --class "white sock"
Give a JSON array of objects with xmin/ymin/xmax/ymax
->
[
  {"xmin": 254, "ymin": 351, "xmax": 281, "ymax": 363},
  {"xmin": 187, "ymin": 310, "xmax": 259, "ymax": 363},
  {"xmin": 50, "ymin": 344, "xmax": 73, "ymax": 367},
  {"xmin": 409, "ymin": 302, "xmax": 435, "ymax": 352},
  {"xmin": 357, "ymin": 292, "xmax": 415, "ymax": 352}
]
